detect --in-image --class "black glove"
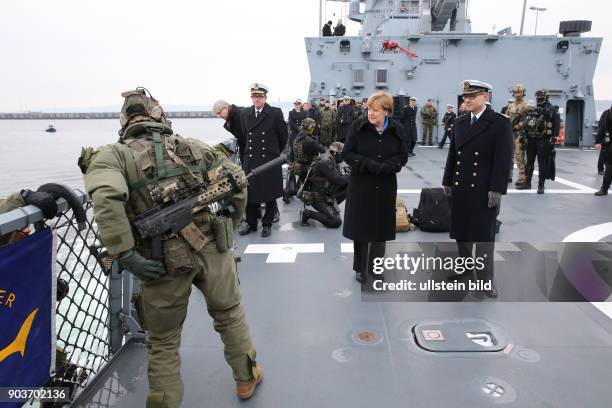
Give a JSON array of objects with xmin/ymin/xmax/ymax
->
[
  {"xmin": 379, "ymin": 162, "xmax": 393, "ymax": 175},
  {"xmin": 118, "ymin": 249, "xmax": 166, "ymax": 282},
  {"xmin": 21, "ymin": 189, "xmax": 57, "ymax": 219},
  {"xmin": 356, "ymin": 159, "xmax": 369, "ymax": 172},
  {"xmin": 366, "ymin": 160, "xmax": 383, "ymax": 175}
]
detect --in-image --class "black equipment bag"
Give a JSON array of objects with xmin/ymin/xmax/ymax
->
[{"xmin": 414, "ymin": 188, "xmax": 450, "ymax": 232}]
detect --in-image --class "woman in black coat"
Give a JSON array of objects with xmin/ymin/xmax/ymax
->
[{"xmin": 342, "ymin": 91, "xmax": 408, "ymax": 283}]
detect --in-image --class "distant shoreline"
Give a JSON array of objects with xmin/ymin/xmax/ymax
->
[{"xmin": 0, "ymin": 111, "xmax": 216, "ymax": 120}]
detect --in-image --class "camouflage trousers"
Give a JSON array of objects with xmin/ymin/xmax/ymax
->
[
  {"xmin": 512, "ymin": 132, "xmax": 527, "ymax": 182},
  {"xmin": 138, "ymin": 243, "xmax": 257, "ymax": 408},
  {"xmin": 422, "ymin": 125, "xmax": 435, "ymax": 144},
  {"xmin": 319, "ymin": 129, "xmax": 335, "ymax": 146}
]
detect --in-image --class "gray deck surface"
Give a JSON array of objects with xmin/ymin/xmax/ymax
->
[{"xmin": 75, "ymin": 147, "xmax": 612, "ymax": 407}]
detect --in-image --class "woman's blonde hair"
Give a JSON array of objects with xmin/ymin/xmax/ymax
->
[{"xmin": 367, "ymin": 91, "xmax": 393, "ymax": 115}]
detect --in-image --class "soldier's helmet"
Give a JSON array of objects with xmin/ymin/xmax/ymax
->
[
  {"xmin": 301, "ymin": 118, "xmax": 317, "ymax": 131},
  {"xmin": 329, "ymin": 141, "xmax": 344, "ymax": 154},
  {"xmin": 511, "ymin": 84, "xmax": 526, "ymax": 96},
  {"xmin": 119, "ymin": 87, "xmax": 166, "ymax": 128},
  {"xmin": 535, "ymin": 89, "xmax": 550, "ymax": 100}
]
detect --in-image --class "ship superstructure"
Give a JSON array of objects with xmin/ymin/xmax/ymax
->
[{"xmin": 306, "ymin": 0, "xmax": 602, "ymax": 145}]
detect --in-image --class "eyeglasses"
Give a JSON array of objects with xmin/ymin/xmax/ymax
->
[
  {"xmin": 214, "ymin": 106, "xmax": 227, "ymax": 117},
  {"xmin": 462, "ymin": 93, "xmax": 484, "ymax": 101}
]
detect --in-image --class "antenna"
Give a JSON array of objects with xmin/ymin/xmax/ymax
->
[{"xmin": 520, "ymin": 0, "xmax": 527, "ymax": 35}]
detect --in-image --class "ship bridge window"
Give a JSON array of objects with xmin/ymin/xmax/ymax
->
[
  {"xmin": 376, "ymin": 69, "xmax": 388, "ymax": 87},
  {"xmin": 353, "ymin": 69, "xmax": 365, "ymax": 87},
  {"xmin": 557, "ymin": 40, "xmax": 570, "ymax": 51},
  {"xmin": 340, "ymin": 40, "xmax": 351, "ymax": 53}
]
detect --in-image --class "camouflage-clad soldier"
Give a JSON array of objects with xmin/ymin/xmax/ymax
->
[
  {"xmin": 292, "ymin": 118, "xmax": 326, "ymax": 181},
  {"xmin": 517, "ymin": 89, "xmax": 561, "ymax": 194},
  {"xmin": 505, "ymin": 84, "xmax": 530, "ymax": 186},
  {"xmin": 299, "ymin": 142, "xmax": 348, "ymax": 228},
  {"xmin": 319, "ymin": 100, "xmax": 337, "ymax": 146},
  {"xmin": 420, "ymin": 99, "xmax": 438, "ymax": 145},
  {"xmin": 81, "ymin": 88, "xmax": 262, "ymax": 408}
]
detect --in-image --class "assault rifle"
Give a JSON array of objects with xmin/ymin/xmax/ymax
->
[{"xmin": 133, "ymin": 155, "xmax": 287, "ymax": 258}]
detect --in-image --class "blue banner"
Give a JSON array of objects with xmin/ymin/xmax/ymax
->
[{"xmin": 0, "ymin": 228, "xmax": 54, "ymax": 405}]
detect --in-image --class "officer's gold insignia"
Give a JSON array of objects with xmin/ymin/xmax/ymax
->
[{"xmin": 464, "ymin": 81, "xmax": 470, "ymax": 90}]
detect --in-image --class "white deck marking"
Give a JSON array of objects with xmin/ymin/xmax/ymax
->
[
  {"xmin": 562, "ymin": 224, "xmax": 612, "ymax": 319},
  {"xmin": 562, "ymin": 222, "xmax": 612, "ymax": 242},
  {"xmin": 243, "ymin": 243, "xmax": 324, "ymax": 263}
]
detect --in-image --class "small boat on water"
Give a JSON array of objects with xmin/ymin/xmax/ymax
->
[{"xmin": 45, "ymin": 124, "xmax": 56, "ymax": 132}]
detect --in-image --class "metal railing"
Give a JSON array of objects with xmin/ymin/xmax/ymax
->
[{"xmin": 0, "ymin": 190, "xmax": 143, "ymax": 407}]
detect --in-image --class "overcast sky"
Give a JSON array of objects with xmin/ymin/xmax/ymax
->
[{"xmin": 0, "ymin": 0, "xmax": 609, "ymax": 111}]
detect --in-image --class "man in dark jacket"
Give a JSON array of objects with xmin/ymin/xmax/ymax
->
[
  {"xmin": 333, "ymin": 19, "xmax": 346, "ymax": 36},
  {"xmin": 299, "ymin": 142, "xmax": 348, "ymax": 228},
  {"xmin": 303, "ymin": 102, "xmax": 321, "ymax": 135},
  {"xmin": 239, "ymin": 83, "xmax": 288, "ymax": 237},
  {"xmin": 594, "ymin": 106, "xmax": 612, "ymax": 195},
  {"xmin": 442, "ymin": 80, "xmax": 513, "ymax": 298},
  {"xmin": 322, "ymin": 20, "xmax": 333, "ymax": 36},
  {"xmin": 214, "ymin": 100, "xmax": 245, "ymax": 162},
  {"xmin": 400, "ymin": 97, "xmax": 418, "ymax": 157},
  {"xmin": 438, "ymin": 104, "xmax": 457, "ymax": 148},
  {"xmin": 337, "ymin": 96, "xmax": 357, "ymax": 143}
]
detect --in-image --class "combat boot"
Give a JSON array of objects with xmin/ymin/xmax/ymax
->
[
  {"xmin": 236, "ymin": 366, "xmax": 263, "ymax": 400},
  {"xmin": 594, "ymin": 189, "xmax": 608, "ymax": 196},
  {"xmin": 299, "ymin": 209, "xmax": 310, "ymax": 226},
  {"xmin": 238, "ymin": 223, "xmax": 257, "ymax": 236},
  {"xmin": 537, "ymin": 184, "xmax": 545, "ymax": 194}
]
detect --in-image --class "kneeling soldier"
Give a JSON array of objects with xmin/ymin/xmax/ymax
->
[{"xmin": 299, "ymin": 142, "xmax": 348, "ymax": 228}]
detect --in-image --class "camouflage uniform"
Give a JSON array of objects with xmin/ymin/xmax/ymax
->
[
  {"xmin": 319, "ymin": 106, "xmax": 337, "ymax": 146},
  {"xmin": 506, "ymin": 84, "xmax": 529, "ymax": 184},
  {"xmin": 420, "ymin": 103, "xmax": 438, "ymax": 145},
  {"xmin": 82, "ymin": 88, "xmax": 259, "ymax": 408}
]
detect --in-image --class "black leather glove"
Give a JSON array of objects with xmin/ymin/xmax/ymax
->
[
  {"xmin": 367, "ymin": 160, "xmax": 383, "ymax": 175},
  {"xmin": 380, "ymin": 162, "xmax": 393, "ymax": 175},
  {"xmin": 20, "ymin": 189, "xmax": 57, "ymax": 219},
  {"xmin": 118, "ymin": 249, "xmax": 166, "ymax": 282},
  {"xmin": 357, "ymin": 159, "xmax": 370, "ymax": 172}
]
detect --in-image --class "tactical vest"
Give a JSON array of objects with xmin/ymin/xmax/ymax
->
[
  {"xmin": 506, "ymin": 101, "xmax": 528, "ymax": 132},
  {"xmin": 524, "ymin": 106, "xmax": 553, "ymax": 138},
  {"xmin": 304, "ymin": 157, "xmax": 335, "ymax": 195},
  {"xmin": 122, "ymin": 122, "xmax": 213, "ymax": 274}
]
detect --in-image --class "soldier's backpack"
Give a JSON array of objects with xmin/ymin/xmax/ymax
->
[
  {"xmin": 414, "ymin": 188, "xmax": 450, "ymax": 232},
  {"xmin": 396, "ymin": 198, "xmax": 411, "ymax": 232},
  {"xmin": 523, "ymin": 107, "xmax": 547, "ymax": 138}
]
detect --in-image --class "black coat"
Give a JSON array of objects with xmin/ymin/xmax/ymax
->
[
  {"xmin": 442, "ymin": 111, "xmax": 457, "ymax": 133},
  {"xmin": 400, "ymin": 105, "xmax": 418, "ymax": 143},
  {"xmin": 442, "ymin": 107, "xmax": 513, "ymax": 242},
  {"xmin": 333, "ymin": 24, "xmax": 346, "ymax": 36},
  {"xmin": 322, "ymin": 23, "xmax": 332, "ymax": 37},
  {"xmin": 288, "ymin": 109, "xmax": 307, "ymax": 137},
  {"xmin": 223, "ymin": 104, "xmax": 245, "ymax": 161},
  {"xmin": 240, "ymin": 103, "xmax": 288, "ymax": 203},
  {"xmin": 342, "ymin": 118, "xmax": 408, "ymax": 242},
  {"xmin": 337, "ymin": 104, "xmax": 357, "ymax": 142}
]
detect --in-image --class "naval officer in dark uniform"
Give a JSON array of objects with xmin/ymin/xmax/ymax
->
[
  {"xmin": 442, "ymin": 80, "xmax": 513, "ymax": 298},
  {"xmin": 239, "ymin": 83, "xmax": 288, "ymax": 237}
]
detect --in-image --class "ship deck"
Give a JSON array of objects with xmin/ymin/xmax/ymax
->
[{"xmin": 75, "ymin": 146, "xmax": 612, "ymax": 407}]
